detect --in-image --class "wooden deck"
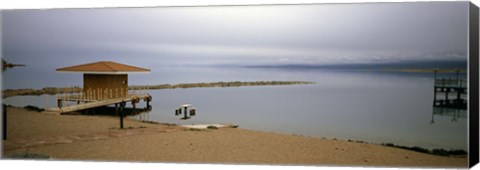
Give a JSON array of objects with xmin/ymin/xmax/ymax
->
[
  {"xmin": 433, "ymin": 78, "xmax": 467, "ymax": 109},
  {"xmin": 43, "ymin": 93, "xmax": 151, "ymax": 115}
]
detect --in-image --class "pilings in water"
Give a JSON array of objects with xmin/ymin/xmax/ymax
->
[
  {"xmin": 432, "ymin": 82, "xmax": 467, "ymax": 109},
  {"xmin": 432, "ymin": 70, "xmax": 467, "ymax": 109},
  {"xmin": 430, "ymin": 70, "xmax": 467, "ymax": 124},
  {"xmin": 432, "ymin": 83, "xmax": 467, "ymax": 109}
]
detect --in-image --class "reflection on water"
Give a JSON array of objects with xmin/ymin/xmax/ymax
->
[
  {"xmin": 430, "ymin": 75, "xmax": 467, "ymax": 124},
  {"xmin": 431, "ymin": 107, "xmax": 467, "ymax": 124},
  {"xmin": 128, "ymin": 106, "xmax": 152, "ymax": 122}
]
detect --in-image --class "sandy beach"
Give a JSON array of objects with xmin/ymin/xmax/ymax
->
[{"xmin": 2, "ymin": 107, "xmax": 468, "ymax": 168}]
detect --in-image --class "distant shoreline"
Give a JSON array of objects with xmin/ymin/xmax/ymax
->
[
  {"xmin": 2, "ymin": 81, "xmax": 315, "ymax": 98},
  {"xmin": 249, "ymin": 66, "xmax": 467, "ymax": 73},
  {"xmin": 376, "ymin": 68, "xmax": 467, "ymax": 73}
]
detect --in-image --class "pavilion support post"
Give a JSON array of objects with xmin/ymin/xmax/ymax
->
[{"xmin": 119, "ymin": 102, "xmax": 126, "ymax": 129}]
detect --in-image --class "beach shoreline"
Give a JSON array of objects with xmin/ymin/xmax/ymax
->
[{"xmin": 1, "ymin": 107, "xmax": 468, "ymax": 168}]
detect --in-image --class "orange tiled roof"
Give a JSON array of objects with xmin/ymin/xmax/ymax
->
[{"xmin": 56, "ymin": 61, "xmax": 150, "ymax": 73}]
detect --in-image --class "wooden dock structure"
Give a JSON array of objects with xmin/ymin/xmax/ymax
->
[
  {"xmin": 43, "ymin": 61, "xmax": 151, "ymax": 129},
  {"xmin": 44, "ymin": 92, "xmax": 152, "ymax": 114},
  {"xmin": 433, "ymin": 78, "xmax": 467, "ymax": 109},
  {"xmin": 432, "ymin": 69, "xmax": 468, "ymax": 110}
]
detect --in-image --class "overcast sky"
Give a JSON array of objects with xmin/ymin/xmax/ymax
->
[{"xmin": 2, "ymin": 2, "xmax": 469, "ymax": 67}]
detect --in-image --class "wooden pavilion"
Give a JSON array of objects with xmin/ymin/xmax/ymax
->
[
  {"xmin": 45, "ymin": 61, "xmax": 151, "ymax": 115},
  {"xmin": 56, "ymin": 61, "xmax": 150, "ymax": 99}
]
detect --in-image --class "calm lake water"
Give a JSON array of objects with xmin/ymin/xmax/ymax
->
[{"xmin": 2, "ymin": 66, "xmax": 468, "ymax": 150}]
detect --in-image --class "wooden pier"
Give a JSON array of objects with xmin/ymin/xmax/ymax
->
[
  {"xmin": 44, "ymin": 92, "xmax": 152, "ymax": 115},
  {"xmin": 433, "ymin": 78, "xmax": 467, "ymax": 109},
  {"xmin": 47, "ymin": 61, "xmax": 152, "ymax": 116},
  {"xmin": 429, "ymin": 69, "xmax": 467, "ymax": 124},
  {"xmin": 432, "ymin": 69, "xmax": 468, "ymax": 110},
  {"xmin": 42, "ymin": 61, "xmax": 152, "ymax": 129}
]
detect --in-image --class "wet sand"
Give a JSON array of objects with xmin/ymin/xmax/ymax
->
[{"xmin": 2, "ymin": 107, "xmax": 468, "ymax": 168}]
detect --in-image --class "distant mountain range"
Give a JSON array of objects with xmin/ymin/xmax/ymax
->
[{"xmin": 245, "ymin": 60, "xmax": 467, "ymax": 70}]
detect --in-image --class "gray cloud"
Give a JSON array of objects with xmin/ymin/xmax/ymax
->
[{"xmin": 2, "ymin": 2, "xmax": 469, "ymax": 66}]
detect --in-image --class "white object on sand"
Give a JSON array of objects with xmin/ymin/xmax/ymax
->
[{"xmin": 181, "ymin": 124, "xmax": 237, "ymax": 129}]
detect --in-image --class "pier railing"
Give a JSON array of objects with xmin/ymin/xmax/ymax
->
[
  {"xmin": 56, "ymin": 87, "xmax": 150, "ymax": 102},
  {"xmin": 434, "ymin": 79, "xmax": 466, "ymax": 88},
  {"xmin": 47, "ymin": 87, "xmax": 152, "ymax": 113}
]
